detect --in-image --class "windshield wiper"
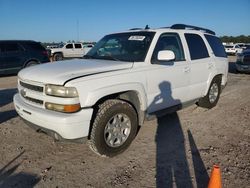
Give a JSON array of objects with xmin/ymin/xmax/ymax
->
[
  {"xmin": 97, "ymin": 55, "xmax": 120, "ymax": 61},
  {"xmin": 83, "ymin": 54, "xmax": 94, "ymax": 59}
]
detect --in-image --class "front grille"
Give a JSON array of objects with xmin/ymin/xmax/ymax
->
[
  {"xmin": 19, "ymin": 79, "xmax": 44, "ymax": 107},
  {"xmin": 243, "ymin": 55, "xmax": 250, "ymax": 64},
  {"xmin": 22, "ymin": 95, "xmax": 43, "ymax": 105},
  {"xmin": 20, "ymin": 81, "xmax": 43, "ymax": 92}
]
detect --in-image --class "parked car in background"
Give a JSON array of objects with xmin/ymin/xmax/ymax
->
[
  {"xmin": 50, "ymin": 43, "xmax": 94, "ymax": 61},
  {"xmin": 0, "ymin": 40, "xmax": 50, "ymax": 75},
  {"xmin": 243, "ymin": 44, "xmax": 250, "ymax": 51},
  {"xmin": 224, "ymin": 44, "xmax": 243, "ymax": 55},
  {"xmin": 236, "ymin": 49, "xmax": 250, "ymax": 73}
]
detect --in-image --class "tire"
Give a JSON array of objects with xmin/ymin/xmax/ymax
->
[
  {"xmin": 53, "ymin": 53, "xmax": 63, "ymax": 61},
  {"xmin": 89, "ymin": 99, "xmax": 138, "ymax": 157},
  {"xmin": 25, "ymin": 61, "xmax": 39, "ymax": 67},
  {"xmin": 198, "ymin": 76, "xmax": 221, "ymax": 109}
]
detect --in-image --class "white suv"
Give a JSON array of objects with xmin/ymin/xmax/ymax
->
[
  {"xmin": 51, "ymin": 43, "xmax": 94, "ymax": 61},
  {"xmin": 14, "ymin": 24, "xmax": 228, "ymax": 156}
]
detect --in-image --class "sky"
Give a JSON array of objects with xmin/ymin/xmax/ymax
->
[{"xmin": 0, "ymin": 0, "xmax": 249, "ymax": 42}]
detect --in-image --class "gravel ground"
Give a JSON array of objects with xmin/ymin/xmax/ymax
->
[{"xmin": 0, "ymin": 56, "xmax": 249, "ymax": 188}]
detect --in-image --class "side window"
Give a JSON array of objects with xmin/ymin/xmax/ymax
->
[
  {"xmin": 74, "ymin": 43, "xmax": 82, "ymax": 49},
  {"xmin": 152, "ymin": 33, "xmax": 185, "ymax": 62},
  {"xmin": 185, "ymin": 33, "xmax": 209, "ymax": 60},
  {"xmin": 205, "ymin": 35, "xmax": 227, "ymax": 57},
  {"xmin": 3, "ymin": 43, "xmax": 22, "ymax": 53},
  {"xmin": 66, "ymin": 44, "xmax": 73, "ymax": 49}
]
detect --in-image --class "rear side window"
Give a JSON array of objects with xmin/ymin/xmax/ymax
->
[
  {"xmin": 185, "ymin": 33, "xmax": 209, "ymax": 60},
  {"xmin": 205, "ymin": 35, "xmax": 227, "ymax": 57},
  {"xmin": 26, "ymin": 42, "xmax": 45, "ymax": 51},
  {"xmin": 74, "ymin": 43, "xmax": 82, "ymax": 48},
  {"xmin": 1, "ymin": 43, "xmax": 23, "ymax": 53}
]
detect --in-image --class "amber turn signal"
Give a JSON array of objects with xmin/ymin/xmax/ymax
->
[{"xmin": 45, "ymin": 102, "xmax": 81, "ymax": 113}]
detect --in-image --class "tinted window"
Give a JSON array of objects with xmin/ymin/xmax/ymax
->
[
  {"xmin": 86, "ymin": 32, "xmax": 155, "ymax": 62},
  {"xmin": 152, "ymin": 33, "xmax": 185, "ymax": 62},
  {"xmin": 66, "ymin": 44, "xmax": 73, "ymax": 49},
  {"xmin": 205, "ymin": 35, "xmax": 227, "ymax": 57},
  {"xmin": 3, "ymin": 43, "xmax": 22, "ymax": 52},
  {"xmin": 74, "ymin": 43, "xmax": 82, "ymax": 48},
  {"xmin": 25, "ymin": 42, "xmax": 45, "ymax": 51},
  {"xmin": 185, "ymin": 33, "xmax": 209, "ymax": 60}
]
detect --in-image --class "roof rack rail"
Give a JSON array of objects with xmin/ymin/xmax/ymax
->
[
  {"xmin": 171, "ymin": 24, "xmax": 216, "ymax": 35},
  {"xmin": 129, "ymin": 28, "xmax": 143, "ymax": 30}
]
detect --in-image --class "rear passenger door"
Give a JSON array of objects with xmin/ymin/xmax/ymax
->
[
  {"xmin": 184, "ymin": 33, "xmax": 211, "ymax": 99},
  {"xmin": 74, "ymin": 43, "xmax": 84, "ymax": 57},
  {"xmin": 0, "ymin": 42, "xmax": 25, "ymax": 73}
]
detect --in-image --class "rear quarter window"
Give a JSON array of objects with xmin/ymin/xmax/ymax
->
[
  {"xmin": 205, "ymin": 35, "xmax": 227, "ymax": 57},
  {"xmin": 185, "ymin": 33, "xmax": 209, "ymax": 60},
  {"xmin": 25, "ymin": 42, "xmax": 45, "ymax": 51}
]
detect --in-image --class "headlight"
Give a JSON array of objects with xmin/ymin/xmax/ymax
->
[
  {"xmin": 45, "ymin": 84, "xmax": 78, "ymax": 98},
  {"xmin": 45, "ymin": 102, "xmax": 81, "ymax": 113},
  {"xmin": 236, "ymin": 55, "xmax": 244, "ymax": 63}
]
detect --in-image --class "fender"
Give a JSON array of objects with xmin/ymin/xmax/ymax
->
[{"xmin": 83, "ymin": 82, "xmax": 148, "ymax": 112}]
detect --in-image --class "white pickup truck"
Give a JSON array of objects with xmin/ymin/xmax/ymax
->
[
  {"xmin": 14, "ymin": 24, "xmax": 228, "ymax": 157},
  {"xmin": 51, "ymin": 43, "xmax": 94, "ymax": 61}
]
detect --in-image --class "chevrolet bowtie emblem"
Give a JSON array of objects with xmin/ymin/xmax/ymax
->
[{"xmin": 21, "ymin": 89, "xmax": 27, "ymax": 98}]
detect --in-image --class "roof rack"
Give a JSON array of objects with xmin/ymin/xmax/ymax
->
[
  {"xmin": 129, "ymin": 28, "xmax": 143, "ymax": 30},
  {"xmin": 129, "ymin": 25, "xmax": 150, "ymax": 31},
  {"xmin": 171, "ymin": 24, "xmax": 216, "ymax": 35}
]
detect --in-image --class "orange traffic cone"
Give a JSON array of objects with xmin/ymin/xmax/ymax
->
[{"xmin": 208, "ymin": 165, "xmax": 222, "ymax": 188}]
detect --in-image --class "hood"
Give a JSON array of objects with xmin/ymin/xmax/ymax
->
[{"xmin": 18, "ymin": 59, "xmax": 133, "ymax": 85}]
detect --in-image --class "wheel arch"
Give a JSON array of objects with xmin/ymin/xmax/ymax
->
[
  {"xmin": 205, "ymin": 74, "xmax": 223, "ymax": 96},
  {"xmin": 92, "ymin": 90, "xmax": 146, "ymax": 126},
  {"xmin": 85, "ymin": 83, "xmax": 147, "ymax": 128},
  {"xmin": 23, "ymin": 59, "xmax": 40, "ymax": 68}
]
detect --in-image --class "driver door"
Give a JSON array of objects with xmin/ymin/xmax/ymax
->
[{"xmin": 146, "ymin": 33, "xmax": 190, "ymax": 113}]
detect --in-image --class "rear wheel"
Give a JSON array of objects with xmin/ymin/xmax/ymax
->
[
  {"xmin": 89, "ymin": 99, "xmax": 138, "ymax": 157},
  {"xmin": 198, "ymin": 76, "xmax": 221, "ymax": 109},
  {"xmin": 53, "ymin": 53, "xmax": 63, "ymax": 61}
]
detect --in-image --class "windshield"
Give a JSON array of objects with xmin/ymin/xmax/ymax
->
[
  {"xmin": 58, "ymin": 43, "xmax": 64, "ymax": 48},
  {"xmin": 85, "ymin": 32, "xmax": 155, "ymax": 62}
]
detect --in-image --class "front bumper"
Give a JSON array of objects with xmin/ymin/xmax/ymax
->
[
  {"xmin": 14, "ymin": 94, "xmax": 93, "ymax": 140},
  {"xmin": 236, "ymin": 63, "xmax": 250, "ymax": 72}
]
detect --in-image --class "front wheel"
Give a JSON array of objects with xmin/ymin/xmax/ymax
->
[
  {"xmin": 89, "ymin": 99, "xmax": 138, "ymax": 157},
  {"xmin": 198, "ymin": 77, "xmax": 221, "ymax": 109}
]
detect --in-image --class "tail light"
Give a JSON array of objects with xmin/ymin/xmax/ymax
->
[{"xmin": 42, "ymin": 50, "xmax": 49, "ymax": 57}]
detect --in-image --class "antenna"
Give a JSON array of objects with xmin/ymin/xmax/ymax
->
[{"xmin": 145, "ymin": 25, "xmax": 150, "ymax": 29}]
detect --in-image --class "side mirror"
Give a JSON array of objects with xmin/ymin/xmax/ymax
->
[{"xmin": 157, "ymin": 50, "xmax": 175, "ymax": 61}]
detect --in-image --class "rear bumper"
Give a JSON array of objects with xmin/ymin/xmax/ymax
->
[{"xmin": 14, "ymin": 94, "xmax": 93, "ymax": 140}]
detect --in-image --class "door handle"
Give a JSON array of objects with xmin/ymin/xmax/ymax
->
[
  {"xmin": 184, "ymin": 67, "xmax": 190, "ymax": 73},
  {"xmin": 208, "ymin": 63, "xmax": 214, "ymax": 69}
]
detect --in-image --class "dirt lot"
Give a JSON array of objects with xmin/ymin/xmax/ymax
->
[{"xmin": 0, "ymin": 56, "xmax": 249, "ymax": 188}]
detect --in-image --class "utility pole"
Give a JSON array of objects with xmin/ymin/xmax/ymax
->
[{"xmin": 77, "ymin": 19, "xmax": 79, "ymax": 42}]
